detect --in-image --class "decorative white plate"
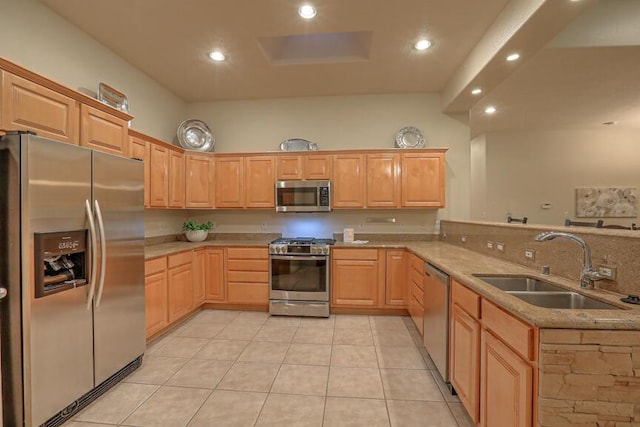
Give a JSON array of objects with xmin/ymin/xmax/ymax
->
[
  {"xmin": 395, "ymin": 126, "xmax": 425, "ymax": 148},
  {"xmin": 279, "ymin": 138, "xmax": 318, "ymax": 151},
  {"xmin": 177, "ymin": 119, "xmax": 215, "ymax": 151},
  {"xmin": 97, "ymin": 82, "xmax": 129, "ymax": 113}
]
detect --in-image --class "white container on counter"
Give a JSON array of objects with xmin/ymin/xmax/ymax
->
[{"xmin": 343, "ymin": 228, "xmax": 354, "ymax": 243}]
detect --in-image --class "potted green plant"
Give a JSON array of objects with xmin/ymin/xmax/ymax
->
[{"xmin": 182, "ymin": 220, "xmax": 213, "ymax": 242}]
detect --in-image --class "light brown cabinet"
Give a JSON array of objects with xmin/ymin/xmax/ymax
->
[
  {"xmin": 331, "ymin": 248, "xmax": 383, "ymax": 307},
  {"xmin": 276, "ymin": 156, "xmax": 303, "ymax": 180},
  {"xmin": 205, "ymin": 248, "xmax": 225, "ymax": 301},
  {"xmin": 407, "ymin": 253, "xmax": 424, "ymax": 335},
  {"xmin": 129, "ymin": 135, "xmax": 151, "ymax": 208},
  {"xmin": 332, "ymin": 154, "xmax": 365, "ymax": 208},
  {"xmin": 144, "ymin": 257, "xmax": 168, "ymax": 339},
  {"xmin": 225, "ymin": 247, "xmax": 269, "ymax": 305},
  {"xmin": 149, "ymin": 143, "xmax": 169, "ymax": 207},
  {"xmin": 401, "ymin": 152, "xmax": 445, "ymax": 207},
  {"xmin": 80, "ymin": 104, "xmax": 128, "ymax": 156},
  {"xmin": 366, "ymin": 153, "xmax": 400, "ymax": 207},
  {"xmin": 185, "ymin": 153, "xmax": 214, "ymax": 208},
  {"xmin": 304, "ymin": 154, "xmax": 332, "ymax": 180},
  {"xmin": 385, "ymin": 250, "xmax": 406, "ymax": 307},
  {"xmin": 167, "ymin": 251, "xmax": 193, "ymax": 323},
  {"xmin": 168, "ymin": 149, "xmax": 185, "ymax": 208},
  {"xmin": 193, "ymin": 249, "xmax": 206, "ymax": 307},
  {"xmin": 215, "ymin": 156, "xmax": 244, "ymax": 208},
  {"xmin": 1, "ymin": 71, "xmax": 80, "ymax": 144},
  {"xmin": 245, "ymin": 156, "xmax": 275, "ymax": 208}
]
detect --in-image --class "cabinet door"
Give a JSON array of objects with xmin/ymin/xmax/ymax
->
[
  {"xmin": 277, "ymin": 156, "xmax": 303, "ymax": 180},
  {"xmin": 1, "ymin": 71, "xmax": 79, "ymax": 144},
  {"xmin": 331, "ymin": 249, "xmax": 381, "ymax": 307},
  {"xmin": 167, "ymin": 262, "xmax": 193, "ymax": 322},
  {"xmin": 366, "ymin": 153, "xmax": 400, "ymax": 207},
  {"xmin": 385, "ymin": 250, "xmax": 406, "ymax": 307},
  {"xmin": 168, "ymin": 149, "xmax": 185, "ymax": 208},
  {"xmin": 215, "ymin": 156, "xmax": 244, "ymax": 208},
  {"xmin": 80, "ymin": 104, "xmax": 128, "ymax": 155},
  {"xmin": 245, "ymin": 156, "xmax": 275, "ymax": 208},
  {"xmin": 205, "ymin": 248, "xmax": 225, "ymax": 301},
  {"xmin": 129, "ymin": 136, "xmax": 150, "ymax": 208},
  {"xmin": 332, "ymin": 154, "xmax": 365, "ymax": 208},
  {"xmin": 144, "ymin": 270, "xmax": 168, "ymax": 339},
  {"xmin": 450, "ymin": 304, "xmax": 481, "ymax": 423},
  {"xmin": 185, "ymin": 154, "xmax": 214, "ymax": 208},
  {"xmin": 193, "ymin": 249, "xmax": 206, "ymax": 307},
  {"xmin": 149, "ymin": 143, "xmax": 169, "ymax": 207},
  {"xmin": 401, "ymin": 152, "xmax": 445, "ymax": 207},
  {"xmin": 304, "ymin": 154, "xmax": 332, "ymax": 180},
  {"xmin": 480, "ymin": 330, "xmax": 533, "ymax": 427}
]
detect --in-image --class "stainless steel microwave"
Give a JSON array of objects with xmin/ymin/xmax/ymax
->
[{"xmin": 275, "ymin": 180, "xmax": 331, "ymax": 212}]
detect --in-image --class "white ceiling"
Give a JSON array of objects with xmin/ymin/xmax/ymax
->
[
  {"xmin": 39, "ymin": 0, "xmax": 510, "ymax": 102},
  {"xmin": 39, "ymin": 0, "xmax": 640, "ymax": 133}
]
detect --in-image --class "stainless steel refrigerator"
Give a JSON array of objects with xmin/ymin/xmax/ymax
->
[{"xmin": 0, "ymin": 132, "xmax": 146, "ymax": 427}]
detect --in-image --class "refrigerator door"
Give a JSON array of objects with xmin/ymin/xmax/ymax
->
[
  {"xmin": 92, "ymin": 151, "xmax": 145, "ymax": 385},
  {"xmin": 24, "ymin": 136, "xmax": 95, "ymax": 426}
]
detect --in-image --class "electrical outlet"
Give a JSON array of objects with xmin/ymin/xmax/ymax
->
[
  {"xmin": 496, "ymin": 242, "xmax": 505, "ymax": 253},
  {"xmin": 486, "ymin": 241, "xmax": 494, "ymax": 250},
  {"xmin": 461, "ymin": 235, "xmax": 467, "ymax": 243},
  {"xmin": 524, "ymin": 249, "xmax": 536, "ymax": 260},
  {"xmin": 598, "ymin": 266, "xmax": 617, "ymax": 280}
]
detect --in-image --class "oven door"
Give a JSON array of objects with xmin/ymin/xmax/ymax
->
[{"xmin": 270, "ymin": 255, "xmax": 329, "ymax": 301}]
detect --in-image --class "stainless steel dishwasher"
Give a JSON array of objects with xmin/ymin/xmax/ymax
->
[{"xmin": 422, "ymin": 262, "xmax": 452, "ymax": 389}]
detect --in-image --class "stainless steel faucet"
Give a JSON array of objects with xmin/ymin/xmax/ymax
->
[{"xmin": 534, "ymin": 231, "xmax": 603, "ymax": 289}]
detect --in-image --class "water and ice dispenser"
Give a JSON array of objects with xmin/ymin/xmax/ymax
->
[{"xmin": 34, "ymin": 230, "xmax": 88, "ymax": 298}]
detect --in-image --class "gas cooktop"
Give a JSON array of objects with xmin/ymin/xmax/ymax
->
[
  {"xmin": 269, "ymin": 237, "xmax": 336, "ymax": 255},
  {"xmin": 270, "ymin": 237, "xmax": 336, "ymax": 245}
]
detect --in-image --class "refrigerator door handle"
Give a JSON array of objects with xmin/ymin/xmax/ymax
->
[
  {"xmin": 85, "ymin": 199, "xmax": 98, "ymax": 310},
  {"xmin": 94, "ymin": 199, "xmax": 107, "ymax": 307}
]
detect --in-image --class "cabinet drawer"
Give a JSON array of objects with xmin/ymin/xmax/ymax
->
[
  {"xmin": 482, "ymin": 299, "xmax": 534, "ymax": 361},
  {"xmin": 226, "ymin": 247, "xmax": 268, "ymax": 260},
  {"xmin": 452, "ymin": 280, "xmax": 481, "ymax": 319},
  {"xmin": 168, "ymin": 251, "xmax": 192, "ymax": 269},
  {"xmin": 227, "ymin": 282, "xmax": 269, "ymax": 304},
  {"xmin": 410, "ymin": 254, "xmax": 424, "ymax": 273},
  {"xmin": 227, "ymin": 259, "xmax": 269, "ymax": 272},
  {"xmin": 332, "ymin": 248, "xmax": 378, "ymax": 261},
  {"xmin": 227, "ymin": 271, "xmax": 269, "ymax": 283},
  {"xmin": 145, "ymin": 257, "xmax": 167, "ymax": 276},
  {"xmin": 412, "ymin": 281, "xmax": 424, "ymax": 305},
  {"xmin": 410, "ymin": 267, "xmax": 423, "ymax": 290}
]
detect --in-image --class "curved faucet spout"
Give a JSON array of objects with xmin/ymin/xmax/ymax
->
[{"xmin": 534, "ymin": 231, "xmax": 601, "ymax": 289}]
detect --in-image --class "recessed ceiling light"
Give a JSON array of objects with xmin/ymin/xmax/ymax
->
[
  {"xmin": 602, "ymin": 121, "xmax": 616, "ymax": 126},
  {"xmin": 506, "ymin": 53, "xmax": 520, "ymax": 62},
  {"xmin": 471, "ymin": 88, "xmax": 483, "ymax": 95},
  {"xmin": 208, "ymin": 51, "xmax": 226, "ymax": 62},
  {"xmin": 414, "ymin": 39, "xmax": 432, "ymax": 51},
  {"xmin": 298, "ymin": 4, "xmax": 317, "ymax": 19},
  {"xmin": 484, "ymin": 106, "xmax": 497, "ymax": 114}
]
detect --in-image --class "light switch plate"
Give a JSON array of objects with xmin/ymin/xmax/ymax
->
[
  {"xmin": 496, "ymin": 242, "xmax": 505, "ymax": 252},
  {"xmin": 598, "ymin": 266, "xmax": 617, "ymax": 280},
  {"xmin": 524, "ymin": 249, "xmax": 536, "ymax": 260},
  {"xmin": 487, "ymin": 241, "xmax": 494, "ymax": 250}
]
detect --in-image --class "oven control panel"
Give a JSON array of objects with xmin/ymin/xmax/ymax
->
[{"xmin": 269, "ymin": 244, "xmax": 331, "ymax": 255}]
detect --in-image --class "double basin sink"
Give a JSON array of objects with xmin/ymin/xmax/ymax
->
[{"xmin": 473, "ymin": 275, "xmax": 620, "ymax": 310}]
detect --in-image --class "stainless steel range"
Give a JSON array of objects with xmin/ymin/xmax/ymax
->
[{"xmin": 269, "ymin": 237, "xmax": 335, "ymax": 317}]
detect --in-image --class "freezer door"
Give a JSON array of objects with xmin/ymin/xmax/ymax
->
[
  {"xmin": 24, "ymin": 136, "xmax": 95, "ymax": 426},
  {"xmin": 92, "ymin": 151, "xmax": 145, "ymax": 385}
]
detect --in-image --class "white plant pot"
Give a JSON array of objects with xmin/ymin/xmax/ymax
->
[{"xmin": 185, "ymin": 230, "xmax": 208, "ymax": 242}]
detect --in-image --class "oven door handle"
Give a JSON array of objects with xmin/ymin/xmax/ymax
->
[{"xmin": 270, "ymin": 255, "xmax": 328, "ymax": 261}]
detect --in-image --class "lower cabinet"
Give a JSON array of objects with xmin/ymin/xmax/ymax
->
[
  {"xmin": 385, "ymin": 250, "xmax": 406, "ymax": 307},
  {"xmin": 407, "ymin": 253, "xmax": 424, "ymax": 334},
  {"xmin": 193, "ymin": 249, "xmax": 206, "ymax": 306},
  {"xmin": 205, "ymin": 248, "xmax": 225, "ymax": 301},
  {"xmin": 225, "ymin": 247, "xmax": 269, "ymax": 305},
  {"xmin": 144, "ymin": 257, "xmax": 168, "ymax": 339},
  {"xmin": 449, "ymin": 279, "xmax": 536, "ymax": 427},
  {"xmin": 167, "ymin": 251, "xmax": 193, "ymax": 323},
  {"xmin": 331, "ymin": 248, "xmax": 383, "ymax": 307}
]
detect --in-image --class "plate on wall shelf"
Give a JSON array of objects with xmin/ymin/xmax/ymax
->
[
  {"xmin": 279, "ymin": 138, "xmax": 318, "ymax": 151},
  {"xmin": 395, "ymin": 126, "xmax": 425, "ymax": 148},
  {"xmin": 97, "ymin": 82, "xmax": 129, "ymax": 113},
  {"xmin": 177, "ymin": 119, "xmax": 215, "ymax": 151}
]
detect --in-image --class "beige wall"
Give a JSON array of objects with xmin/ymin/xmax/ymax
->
[
  {"xmin": 186, "ymin": 93, "xmax": 471, "ymax": 229},
  {"xmin": 471, "ymin": 128, "xmax": 640, "ymax": 227},
  {"xmin": 0, "ymin": 0, "xmax": 186, "ymax": 141}
]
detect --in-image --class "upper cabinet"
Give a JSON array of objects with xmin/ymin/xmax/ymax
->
[
  {"xmin": 332, "ymin": 154, "xmax": 365, "ymax": 208},
  {"xmin": 148, "ymin": 142, "xmax": 170, "ymax": 208},
  {"xmin": 168, "ymin": 149, "xmax": 185, "ymax": 208},
  {"xmin": 366, "ymin": 153, "xmax": 400, "ymax": 207},
  {"xmin": 245, "ymin": 156, "xmax": 275, "ymax": 208},
  {"xmin": 215, "ymin": 156, "xmax": 245, "ymax": 208},
  {"xmin": 276, "ymin": 154, "xmax": 332, "ymax": 180},
  {"xmin": 1, "ymin": 71, "xmax": 79, "ymax": 145},
  {"xmin": 276, "ymin": 155, "xmax": 303, "ymax": 180},
  {"xmin": 304, "ymin": 154, "xmax": 332, "ymax": 180},
  {"xmin": 80, "ymin": 104, "xmax": 128, "ymax": 156},
  {"xmin": 129, "ymin": 135, "xmax": 151, "ymax": 207},
  {"xmin": 401, "ymin": 152, "xmax": 445, "ymax": 207},
  {"xmin": 185, "ymin": 153, "xmax": 214, "ymax": 208}
]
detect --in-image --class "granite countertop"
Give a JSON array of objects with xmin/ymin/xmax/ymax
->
[{"xmin": 145, "ymin": 238, "xmax": 639, "ymax": 330}]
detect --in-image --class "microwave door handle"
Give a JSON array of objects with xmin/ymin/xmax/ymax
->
[
  {"xmin": 94, "ymin": 199, "xmax": 107, "ymax": 307},
  {"xmin": 85, "ymin": 199, "xmax": 98, "ymax": 310}
]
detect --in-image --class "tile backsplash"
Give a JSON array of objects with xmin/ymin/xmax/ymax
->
[{"xmin": 440, "ymin": 220, "xmax": 640, "ymax": 296}]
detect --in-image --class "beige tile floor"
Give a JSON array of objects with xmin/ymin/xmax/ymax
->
[{"xmin": 65, "ymin": 310, "xmax": 474, "ymax": 427}]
